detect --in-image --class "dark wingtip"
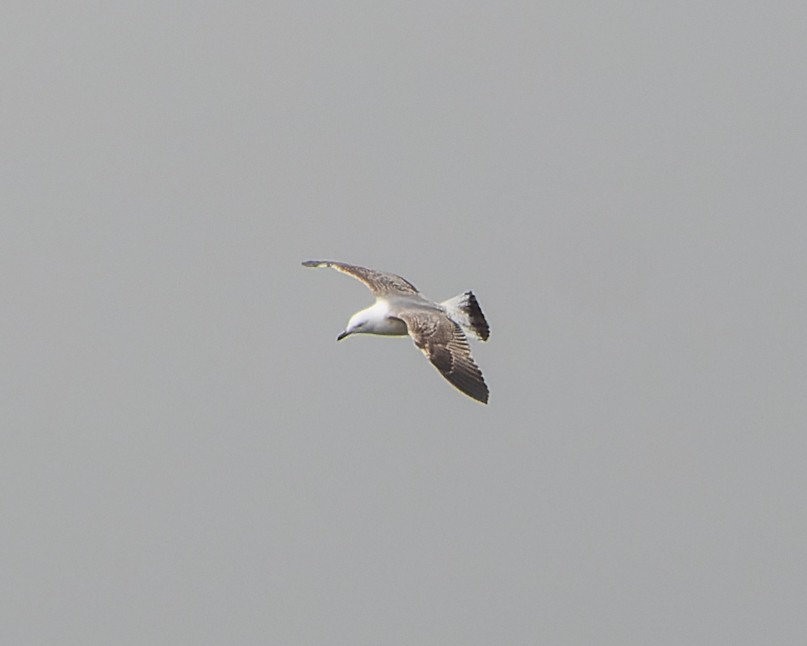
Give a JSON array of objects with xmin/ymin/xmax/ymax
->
[
  {"xmin": 442, "ymin": 362, "xmax": 489, "ymax": 404},
  {"xmin": 463, "ymin": 382, "xmax": 489, "ymax": 404},
  {"xmin": 473, "ymin": 383, "xmax": 490, "ymax": 404}
]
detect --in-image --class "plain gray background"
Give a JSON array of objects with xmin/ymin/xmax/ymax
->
[{"xmin": 3, "ymin": 2, "xmax": 806, "ymax": 644}]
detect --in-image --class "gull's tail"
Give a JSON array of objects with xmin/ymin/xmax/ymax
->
[{"xmin": 441, "ymin": 291, "xmax": 490, "ymax": 341}]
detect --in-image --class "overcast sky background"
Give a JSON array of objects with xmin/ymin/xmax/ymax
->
[{"xmin": 3, "ymin": 2, "xmax": 806, "ymax": 644}]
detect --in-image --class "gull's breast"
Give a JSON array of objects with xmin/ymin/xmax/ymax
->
[{"xmin": 376, "ymin": 316, "xmax": 408, "ymax": 336}]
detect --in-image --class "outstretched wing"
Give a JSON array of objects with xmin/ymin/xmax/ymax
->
[
  {"xmin": 397, "ymin": 310, "xmax": 489, "ymax": 404},
  {"xmin": 302, "ymin": 260, "xmax": 419, "ymax": 296}
]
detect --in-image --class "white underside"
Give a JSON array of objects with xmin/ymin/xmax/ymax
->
[{"xmin": 347, "ymin": 299, "xmax": 409, "ymax": 336}]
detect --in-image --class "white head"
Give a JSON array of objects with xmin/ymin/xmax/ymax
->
[{"xmin": 337, "ymin": 308, "xmax": 373, "ymax": 341}]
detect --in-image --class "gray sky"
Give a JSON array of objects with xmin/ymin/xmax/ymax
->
[{"xmin": 3, "ymin": 2, "xmax": 806, "ymax": 644}]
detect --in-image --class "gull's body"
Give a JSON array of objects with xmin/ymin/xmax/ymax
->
[{"xmin": 303, "ymin": 260, "xmax": 490, "ymax": 403}]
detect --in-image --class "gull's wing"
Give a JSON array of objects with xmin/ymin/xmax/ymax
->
[
  {"xmin": 302, "ymin": 260, "xmax": 419, "ymax": 296},
  {"xmin": 397, "ymin": 310, "xmax": 489, "ymax": 404}
]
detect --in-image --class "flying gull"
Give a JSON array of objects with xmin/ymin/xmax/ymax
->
[{"xmin": 302, "ymin": 260, "xmax": 490, "ymax": 403}]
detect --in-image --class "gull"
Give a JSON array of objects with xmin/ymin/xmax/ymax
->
[{"xmin": 302, "ymin": 260, "xmax": 490, "ymax": 403}]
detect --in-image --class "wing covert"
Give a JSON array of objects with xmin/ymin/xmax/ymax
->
[{"xmin": 302, "ymin": 260, "xmax": 419, "ymax": 296}]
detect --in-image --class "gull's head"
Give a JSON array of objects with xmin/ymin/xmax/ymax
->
[{"xmin": 337, "ymin": 309, "xmax": 370, "ymax": 341}]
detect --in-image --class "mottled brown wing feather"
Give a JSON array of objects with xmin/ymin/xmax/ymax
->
[
  {"xmin": 398, "ymin": 311, "xmax": 489, "ymax": 404},
  {"xmin": 302, "ymin": 260, "xmax": 419, "ymax": 296}
]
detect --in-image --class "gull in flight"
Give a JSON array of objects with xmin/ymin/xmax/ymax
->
[{"xmin": 302, "ymin": 260, "xmax": 490, "ymax": 403}]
